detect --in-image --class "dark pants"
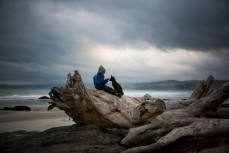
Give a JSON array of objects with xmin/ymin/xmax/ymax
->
[{"xmin": 98, "ymin": 85, "xmax": 116, "ymax": 95}]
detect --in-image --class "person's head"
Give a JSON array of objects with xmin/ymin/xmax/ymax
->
[{"xmin": 98, "ymin": 65, "xmax": 106, "ymax": 75}]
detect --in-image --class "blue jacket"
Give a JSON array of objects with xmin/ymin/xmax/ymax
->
[{"xmin": 93, "ymin": 73, "xmax": 108, "ymax": 89}]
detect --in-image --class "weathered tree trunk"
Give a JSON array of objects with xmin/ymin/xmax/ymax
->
[
  {"xmin": 48, "ymin": 70, "xmax": 229, "ymax": 153},
  {"xmin": 122, "ymin": 119, "xmax": 229, "ymax": 153},
  {"xmin": 49, "ymin": 70, "xmax": 166, "ymax": 128},
  {"xmin": 121, "ymin": 76, "xmax": 229, "ymax": 153}
]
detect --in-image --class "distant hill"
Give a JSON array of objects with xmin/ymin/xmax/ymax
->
[
  {"xmin": 123, "ymin": 80, "xmax": 228, "ymax": 91},
  {"xmin": 0, "ymin": 80, "xmax": 227, "ymax": 91}
]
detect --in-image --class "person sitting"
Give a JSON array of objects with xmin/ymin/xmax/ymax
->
[{"xmin": 93, "ymin": 66, "xmax": 116, "ymax": 95}]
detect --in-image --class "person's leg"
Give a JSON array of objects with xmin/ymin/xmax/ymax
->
[{"xmin": 100, "ymin": 85, "xmax": 117, "ymax": 95}]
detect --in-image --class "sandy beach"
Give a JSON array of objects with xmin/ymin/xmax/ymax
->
[
  {"xmin": 0, "ymin": 91, "xmax": 228, "ymax": 152},
  {"xmin": 0, "ymin": 106, "xmax": 74, "ymax": 132},
  {"xmin": 0, "ymin": 99, "xmax": 229, "ymax": 153}
]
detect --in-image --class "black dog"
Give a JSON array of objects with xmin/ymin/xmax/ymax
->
[{"xmin": 110, "ymin": 75, "xmax": 124, "ymax": 97}]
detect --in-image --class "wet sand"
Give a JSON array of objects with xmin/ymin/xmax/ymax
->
[{"xmin": 0, "ymin": 106, "xmax": 74, "ymax": 132}]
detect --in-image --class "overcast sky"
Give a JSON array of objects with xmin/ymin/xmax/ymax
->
[{"xmin": 0, "ymin": 0, "xmax": 229, "ymax": 85}]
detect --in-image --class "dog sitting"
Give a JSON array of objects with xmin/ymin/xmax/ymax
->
[{"xmin": 110, "ymin": 75, "xmax": 124, "ymax": 97}]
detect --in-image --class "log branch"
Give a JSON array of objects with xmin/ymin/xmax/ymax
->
[
  {"xmin": 122, "ymin": 119, "xmax": 229, "ymax": 153},
  {"xmin": 121, "ymin": 76, "xmax": 229, "ymax": 149},
  {"xmin": 191, "ymin": 75, "xmax": 214, "ymax": 99}
]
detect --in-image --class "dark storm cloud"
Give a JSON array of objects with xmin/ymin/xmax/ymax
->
[
  {"xmin": 0, "ymin": 0, "xmax": 229, "ymax": 84},
  {"xmin": 1, "ymin": 0, "xmax": 229, "ymax": 52},
  {"xmin": 72, "ymin": 0, "xmax": 229, "ymax": 50},
  {"xmin": 0, "ymin": 0, "xmax": 92, "ymax": 83}
]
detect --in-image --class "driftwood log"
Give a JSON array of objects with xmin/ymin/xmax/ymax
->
[{"xmin": 48, "ymin": 70, "xmax": 229, "ymax": 153}]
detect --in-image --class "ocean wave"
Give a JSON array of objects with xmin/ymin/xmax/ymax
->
[{"xmin": 0, "ymin": 94, "xmax": 49, "ymax": 100}]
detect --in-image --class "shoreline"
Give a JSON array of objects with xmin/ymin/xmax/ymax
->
[{"xmin": 1, "ymin": 98, "xmax": 228, "ymax": 133}]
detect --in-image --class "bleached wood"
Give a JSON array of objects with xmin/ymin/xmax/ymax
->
[
  {"xmin": 48, "ymin": 71, "xmax": 229, "ymax": 153},
  {"xmin": 122, "ymin": 119, "xmax": 229, "ymax": 153},
  {"xmin": 49, "ymin": 70, "xmax": 166, "ymax": 128}
]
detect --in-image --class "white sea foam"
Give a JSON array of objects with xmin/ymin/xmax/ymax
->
[{"xmin": 0, "ymin": 94, "xmax": 49, "ymax": 100}]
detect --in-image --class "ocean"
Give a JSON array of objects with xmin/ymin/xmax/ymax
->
[
  {"xmin": 0, "ymin": 86, "xmax": 192, "ymax": 109},
  {"xmin": 0, "ymin": 87, "xmax": 50, "ymax": 108}
]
